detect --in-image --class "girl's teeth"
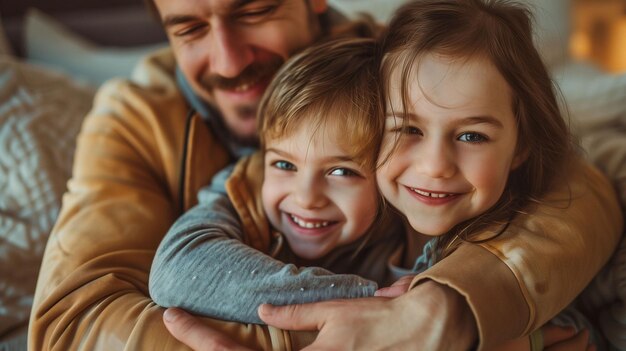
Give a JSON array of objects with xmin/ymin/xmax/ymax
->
[
  {"xmin": 290, "ymin": 215, "xmax": 330, "ymax": 228},
  {"xmin": 412, "ymin": 188, "xmax": 451, "ymax": 198}
]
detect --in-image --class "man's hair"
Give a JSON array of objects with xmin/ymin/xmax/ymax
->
[
  {"xmin": 380, "ymin": 0, "xmax": 573, "ymax": 252},
  {"xmin": 258, "ymin": 38, "xmax": 384, "ymax": 171},
  {"xmin": 144, "ymin": 0, "xmax": 159, "ymax": 19},
  {"xmin": 142, "ymin": 0, "xmax": 334, "ymax": 35}
]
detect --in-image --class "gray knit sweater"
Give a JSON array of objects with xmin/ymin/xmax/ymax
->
[{"xmin": 149, "ymin": 166, "xmax": 406, "ymax": 324}]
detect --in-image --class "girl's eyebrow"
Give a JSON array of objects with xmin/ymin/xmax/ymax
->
[
  {"xmin": 385, "ymin": 113, "xmax": 503, "ymax": 129},
  {"xmin": 385, "ymin": 112, "xmax": 415, "ymax": 119},
  {"xmin": 455, "ymin": 116, "xmax": 504, "ymax": 129}
]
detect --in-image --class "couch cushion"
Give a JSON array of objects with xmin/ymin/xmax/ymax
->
[{"xmin": 0, "ymin": 57, "xmax": 94, "ymax": 341}]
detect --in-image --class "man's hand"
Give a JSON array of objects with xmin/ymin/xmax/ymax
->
[
  {"xmin": 374, "ymin": 274, "xmax": 416, "ymax": 298},
  {"xmin": 544, "ymin": 326, "xmax": 595, "ymax": 351},
  {"xmin": 163, "ymin": 308, "xmax": 253, "ymax": 351},
  {"xmin": 259, "ymin": 280, "xmax": 477, "ymax": 351},
  {"xmin": 488, "ymin": 324, "xmax": 594, "ymax": 351}
]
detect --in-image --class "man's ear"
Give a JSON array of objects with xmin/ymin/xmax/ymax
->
[{"xmin": 310, "ymin": 0, "xmax": 328, "ymax": 14}]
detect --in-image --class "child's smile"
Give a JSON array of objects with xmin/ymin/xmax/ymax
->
[
  {"xmin": 405, "ymin": 187, "xmax": 463, "ymax": 205},
  {"xmin": 262, "ymin": 121, "xmax": 379, "ymax": 260},
  {"xmin": 378, "ymin": 53, "xmax": 527, "ymax": 236}
]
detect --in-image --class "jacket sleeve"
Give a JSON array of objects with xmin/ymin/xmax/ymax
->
[
  {"xmin": 410, "ymin": 158, "xmax": 624, "ymax": 350},
  {"xmin": 27, "ymin": 77, "xmax": 296, "ymax": 351},
  {"xmin": 149, "ymin": 167, "xmax": 376, "ymax": 324}
]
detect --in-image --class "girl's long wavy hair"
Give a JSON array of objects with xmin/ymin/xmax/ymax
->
[{"xmin": 379, "ymin": 0, "xmax": 574, "ymax": 255}]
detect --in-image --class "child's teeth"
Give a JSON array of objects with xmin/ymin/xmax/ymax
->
[
  {"xmin": 290, "ymin": 215, "xmax": 330, "ymax": 228},
  {"xmin": 412, "ymin": 188, "xmax": 451, "ymax": 198}
]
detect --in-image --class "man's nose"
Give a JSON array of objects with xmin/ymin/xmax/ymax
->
[{"xmin": 208, "ymin": 23, "xmax": 255, "ymax": 79}]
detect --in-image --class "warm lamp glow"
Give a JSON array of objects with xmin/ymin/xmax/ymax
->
[{"xmin": 571, "ymin": 0, "xmax": 626, "ymax": 73}]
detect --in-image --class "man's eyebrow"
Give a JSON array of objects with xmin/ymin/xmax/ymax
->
[
  {"xmin": 229, "ymin": 0, "xmax": 256, "ymax": 10},
  {"xmin": 162, "ymin": 15, "xmax": 199, "ymax": 29},
  {"xmin": 162, "ymin": 0, "xmax": 278, "ymax": 28}
]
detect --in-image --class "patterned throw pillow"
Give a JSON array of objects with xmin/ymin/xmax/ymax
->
[{"xmin": 0, "ymin": 57, "xmax": 94, "ymax": 343}]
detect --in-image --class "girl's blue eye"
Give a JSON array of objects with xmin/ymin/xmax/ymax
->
[
  {"xmin": 273, "ymin": 160, "xmax": 296, "ymax": 171},
  {"xmin": 458, "ymin": 132, "xmax": 488, "ymax": 143},
  {"xmin": 330, "ymin": 168, "xmax": 358, "ymax": 177}
]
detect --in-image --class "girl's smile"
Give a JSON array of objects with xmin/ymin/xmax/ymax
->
[
  {"xmin": 404, "ymin": 186, "xmax": 464, "ymax": 206},
  {"xmin": 378, "ymin": 52, "xmax": 527, "ymax": 236}
]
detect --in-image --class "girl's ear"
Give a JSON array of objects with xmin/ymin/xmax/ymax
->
[
  {"xmin": 310, "ymin": 0, "xmax": 328, "ymax": 14},
  {"xmin": 511, "ymin": 146, "xmax": 529, "ymax": 170}
]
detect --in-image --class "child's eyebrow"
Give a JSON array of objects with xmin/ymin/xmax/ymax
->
[
  {"xmin": 266, "ymin": 148, "xmax": 357, "ymax": 164},
  {"xmin": 385, "ymin": 112, "xmax": 415, "ymax": 119},
  {"xmin": 385, "ymin": 113, "xmax": 503, "ymax": 129},
  {"xmin": 456, "ymin": 116, "xmax": 504, "ymax": 129},
  {"xmin": 265, "ymin": 148, "xmax": 291, "ymax": 158},
  {"xmin": 325, "ymin": 155, "xmax": 357, "ymax": 163}
]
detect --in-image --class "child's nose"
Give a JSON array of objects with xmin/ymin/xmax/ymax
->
[
  {"xmin": 417, "ymin": 140, "xmax": 457, "ymax": 179},
  {"xmin": 293, "ymin": 176, "xmax": 328, "ymax": 209}
]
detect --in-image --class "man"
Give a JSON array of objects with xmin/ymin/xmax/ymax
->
[{"xmin": 29, "ymin": 0, "xmax": 622, "ymax": 350}]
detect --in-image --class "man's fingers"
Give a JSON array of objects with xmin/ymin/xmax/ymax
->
[
  {"xmin": 390, "ymin": 275, "xmax": 415, "ymax": 287},
  {"xmin": 544, "ymin": 329, "xmax": 590, "ymax": 351},
  {"xmin": 163, "ymin": 308, "xmax": 251, "ymax": 351},
  {"xmin": 374, "ymin": 284, "xmax": 409, "ymax": 297},
  {"xmin": 542, "ymin": 324, "xmax": 577, "ymax": 346},
  {"xmin": 258, "ymin": 303, "xmax": 327, "ymax": 330}
]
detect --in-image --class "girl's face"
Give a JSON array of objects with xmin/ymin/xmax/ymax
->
[
  {"xmin": 262, "ymin": 121, "xmax": 378, "ymax": 260},
  {"xmin": 377, "ymin": 53, "xmax": 526, "ymax": 236}
]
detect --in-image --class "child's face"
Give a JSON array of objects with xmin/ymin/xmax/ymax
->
[
  {"xmin": 377, "ymin": 53, "xmax": 526, "ymax": 236},
  {"xmin": 262, "ymin": 122, "xmax": 379, "ymax": 260}
]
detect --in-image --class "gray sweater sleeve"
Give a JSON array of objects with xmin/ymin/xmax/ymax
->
[{"xmin": 149, "ymin": 167, "xmax": 376, "ymax": 324}]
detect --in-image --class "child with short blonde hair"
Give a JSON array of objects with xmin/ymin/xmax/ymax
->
[{"xmin": 150, "ymin": 37, "xmax": 405, "ymax": 324}]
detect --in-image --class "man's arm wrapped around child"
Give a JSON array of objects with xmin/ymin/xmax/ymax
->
[{"xmin": 150, "ymin": 158, "xmax": 382, "ymax": 324}]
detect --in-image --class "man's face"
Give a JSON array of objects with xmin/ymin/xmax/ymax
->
[{"xmin": 155, "ymin": 0, "xmax": 328, "ymax": 143}]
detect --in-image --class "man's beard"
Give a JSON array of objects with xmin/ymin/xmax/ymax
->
[
  {"xmin": 199, "ymin": 56, "xmax": 284, "ymax": 147},
  {"xmin": 230, "ymin": 104, "xmax": 259, "ymax": 147},
  {"xmin": 200, "ymin": 56, "xmax": 283, "ymax": 92}
]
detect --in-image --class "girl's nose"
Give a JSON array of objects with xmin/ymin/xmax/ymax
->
[{"xmin": 416, "ymin": 139, "xmax": 457, "ymax": 179}]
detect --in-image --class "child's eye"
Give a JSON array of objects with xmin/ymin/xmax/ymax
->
[
  {"xmin": 272, "ymin": 160, "xmax": 296, "ymax": 171},
  {"xmin": 458, "ymin": 132, "xmax": 488, "ymax": 143},
  {"xmin": 329, "ymin": 168, "xmax": 359, "ymax": 177},
  {"xmin": 391, "ymin": 126, "xmax": 422, "ymax": 135}
]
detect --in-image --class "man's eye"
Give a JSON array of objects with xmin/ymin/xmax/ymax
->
[
  {"xmin": 174, "ymin": 24, "xmax": 207, "ymax": 37},
  {"xmin": 272, "ymin": 160, "xmax": 296, "ymax": 171},
  {"xmin": 329, "ymin": 168, "xmax": 359, "ymax": 177},
  {"xmin": 458, "ymin": 132, "xmax": 488, "ymax": 143},
  {"xmin": 237, "ymin": 6, "xmax": 277, "ymax": 21}
]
